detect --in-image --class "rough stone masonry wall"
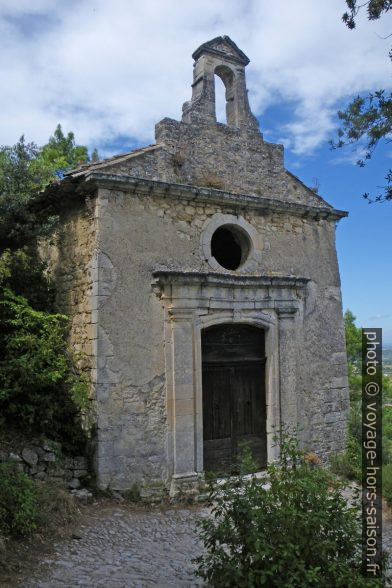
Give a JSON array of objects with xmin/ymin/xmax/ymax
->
[
  {"xmin": 155, "ymin": 118, "xmax": 284, "ymax": 197},
  {"xmin": 248, "ymin": 210, "xmax": 348, "ymax": 459},
  {"xmin": 94, "ymin": 185, "xmax": 348, "ymax": 490},
  {"xmin": 0, "ymin": 439, "xmax": 88, "ymax": 490},
  {"xmin": 92, "ymin": 188, "xmax": 170, "ymax": 491},
  {"xmin": 44, "ymin": 196, "xmax": 97, "ymax": 404},
  {"xmin": 102, "ymin": 120, "xmax": 328, "ymax": 209}
]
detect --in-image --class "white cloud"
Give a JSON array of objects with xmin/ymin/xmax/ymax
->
[
  {"xmin": 369, "ymin": 314, "xmax": 391, "ymax": 320},
  {"xmin": 0, "ymin": 0, "xmax": 391, "ymax": 156},
  {"xmin": 330, "ymin": 144, "xmax": 368, "ymax": 166}
]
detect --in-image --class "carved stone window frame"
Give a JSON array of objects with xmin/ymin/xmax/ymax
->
[{"xmin": 200, "ymin": 213, "xmax": 262, "ymax": 272}]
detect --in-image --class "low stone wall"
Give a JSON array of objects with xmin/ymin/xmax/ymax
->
[{"xmin": 1, "ymin": 439, "xmax": 89, "ymax": 490}]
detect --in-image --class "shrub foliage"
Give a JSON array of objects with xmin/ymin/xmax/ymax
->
[
  {"xmin": 0, "ymin": 251, "xmax": 88, "ymax": 451},
  {"xmin": 0, "ymin": 463, "xmax": 79, "ymax": 540},
  {"xmin": 0, "ymin": 461, "xmax": 37, "ymax": 537},
  {"xmin": 0, "ymin": 125, "xmax": 94, "ymax": 450},
  {"xmin": 195, "ymin": 435, "xmax": 385, "ymax": 587}
]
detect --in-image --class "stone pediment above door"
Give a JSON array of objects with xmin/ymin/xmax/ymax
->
[{"xmin": 152, "ymin": 270, "xmax": 309, "ymax": 319}]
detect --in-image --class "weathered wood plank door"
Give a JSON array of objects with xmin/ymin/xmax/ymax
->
[{"xmin": 202, "ymin": 325, "xmax": 266, "ymax": 473}]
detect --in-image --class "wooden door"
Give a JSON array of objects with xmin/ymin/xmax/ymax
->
[
  {"xmin": 233, "ymin": 362, "xmax": 266, "ymax": 468},
  {"xmin": 202, "ymin": 364, "xmax": 233, "ymax": 472},
  {"xmin": 202, "ymin": 325, "xmax": 266, "ymax": 473}
]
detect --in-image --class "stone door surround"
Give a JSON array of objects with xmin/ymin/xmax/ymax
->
[{"xmin": 153, "ymin": 271, "xmax": 308, "ymax": 494}]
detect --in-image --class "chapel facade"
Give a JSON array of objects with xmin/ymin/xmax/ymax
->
[{"xmin": 46, "ymin": 37, "xmax": 349, "ymax": 495}]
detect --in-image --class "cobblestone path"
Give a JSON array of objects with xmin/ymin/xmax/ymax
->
[
  {"xmin": 13, "ymin": 497, "xmax": 392, "ymax": 587},
  {"xmin": 22, "ymin": 503, "xmax": 206, "ymax": 588}
]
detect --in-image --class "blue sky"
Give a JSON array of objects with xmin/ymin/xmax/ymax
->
[
  {"xmin": 0, "ymin": 0, "xmax": 391, "ymax": 342},
  {"xmin": 262, "ymin": 98, "xmax": 392, "ymax": 344}
]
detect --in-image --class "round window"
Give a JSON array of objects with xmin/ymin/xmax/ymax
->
[{"xmin": 210, "ymin": 224, "xmax": 251, "ymax": 270}]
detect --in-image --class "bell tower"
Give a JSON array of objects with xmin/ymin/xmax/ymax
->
[
  {"xmin": 181, "ymin": 36, "xmax": 260, "ymax": 132},
  {"xmin": 154, "ymin": 35, "xmax": 284, "ymax": 194}
]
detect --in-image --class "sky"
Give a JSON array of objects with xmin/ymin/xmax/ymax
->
[{"xmin": 0, "ymin": 0, "xmax": 391, "ymax": 343}]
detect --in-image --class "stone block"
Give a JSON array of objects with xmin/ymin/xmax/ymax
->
[
  {"xmin": 34, "ymin": 471, "xmax": 48, "ymax": 481},
  {"xmin": 63, "ymin": 457, "xmax": 75, "ymax": 469},
  {"xmin": 325, "ymin": 412, "xmax": 339, "ymax": 424},
  {"xmin": 42, "ymin": 452, "xmax": 56, "ymax": 462},
  {"xmin": 9, "ymin": 452, "xmax": 23, "ymax": 462},
  {"xmin": 42, "ymin": 440, "xmax": 61, "ymax": 453},
  {"xmin": 68, "ymin": 478, "xmax": 81, "ymax": 489},
  {"xmin": 330, "ymin": 376, "xmax": 348, "ymax": 389},
  {"xmin": 70, "ymin": 488, "xmax": 94, "ymax": 503},
  {"xmin": 22, "ymin": 448, "xmax": 38, "ymax": 467},
  {"xmin": 74, "ymin": 457, "xmax": 88, "ymax": 470},
  {"xmin": 331, "ymin": 352, "xmax": 347, "ymax": 364},
  {"xmin": 32, "ymin": 446, "xmax": 46, "ymax": 458},
  {"xmin": 73, "ymin": 469, "xmax": 88, "ymax": 478}
]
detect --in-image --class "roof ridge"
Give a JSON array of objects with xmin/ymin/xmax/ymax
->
[{"xmin": 66, "ymin": 144, "xmax": 160, "ymax": 176}]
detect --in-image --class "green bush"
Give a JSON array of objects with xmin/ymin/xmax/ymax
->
[
  {"xmin": 195, "ymin": 434, "xmax": 385, "ymax": 587},
  {"xmin": 330, "ymin": 434, "xmax": 362, "ymax": 481},
  {"xmin": 383, "ymin": 464, "xmax": 392, "ymax": 508},
  {"xmin": 0, "ymin": 284, "xmax": 88, "ymax": 452},
  {"xmin": 0, "ymin": 466, "xmax": 78, "ymax": 549},
  {"xmin": 382, "ymin": 405, "xmax": 392, "ymax": 465},
  {"xmin": 0, "ymin": 249, "xmax": 56, "ymax": 312},
  {"xmin": 0, "ymin": 129, "xmax": 93, "ymax": 453},
  {"xmin": 0, "ymin": 461, "xmax": 37, "ymax": 537},
  {"xmin": 124, "ymin": 482, "xmax": 141, "ymax": 503}
]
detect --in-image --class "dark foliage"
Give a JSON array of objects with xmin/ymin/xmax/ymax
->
[
  {"xmin": 0, "ymin": 126, "xmax": 94, "ymax": 453},
  {"xmin": 0, "ymin": 461, "xmax": 37, "ymax": 537},
  {"xmin": 0, "ymin": 125, "xmax": 92, "ymax": 249},
  {"xmin": 0, "ymin": 285, "xmax": 88, "ymax": 453},
  {"xmin": 342, "ymin": 0, "xmax": 392, "ymax": 29}
]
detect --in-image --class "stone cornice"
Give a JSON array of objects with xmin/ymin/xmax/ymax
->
[
  {"xmin": 79, "ymin": 172, "xmax": 348, "ymax": 221},
  {"xmin": 152, "ymin": 270, "xmax": 309, "ymax": 289},
  {"xmin": 192, "ymin": 36, "xmax": 250, "ymax": 65}
]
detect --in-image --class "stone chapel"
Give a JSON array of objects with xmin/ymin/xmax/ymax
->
[{"xmin": 45, "ymin": 36, "xmax": 349, "ymax": 495}]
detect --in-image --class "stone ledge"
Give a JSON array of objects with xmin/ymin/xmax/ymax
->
[
  {"xmin": 152, "ymin": 270, "xmax": 309, "ymax": 289},
  {"xmin": 76, "ymin": 172, "xmax": 347, "ymax": 221}
]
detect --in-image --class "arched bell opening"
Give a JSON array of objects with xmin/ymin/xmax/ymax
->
[{"xmin": 214, "ymin": 64, "xmax": 236, "ymax": 127}]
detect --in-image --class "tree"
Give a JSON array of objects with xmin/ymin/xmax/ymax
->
[
  {"xmin": 342, "ymin": 0, "xmax": 392, "ymax": 29},
  {"xmin": 331, "ymin": 1, "xmax": 392, "ymax": 202},
  {"xmin": 0, "ymin": 125, "xmax": 95, "ymax": 249},
  {"xmin": 344, "ymin": 308, "xmax": 362, "ymax": 362},
  {"xmin": 0, "ymin": 282, "xmax": 88, "ymax": 450},
  {"xmin": 344, "ymin": 308, "xmax": 392, "ymax": 401},
  {"xmin": 38, "ymin": 124, "xmax": 89, "ymax": 176},
  {"xmin": 0, "ymin": 137, "xmax": 49, "ymax": 250},
  {"xmin": 0, "ymin": 126, "xmax": 95, "ymax": 450}
]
